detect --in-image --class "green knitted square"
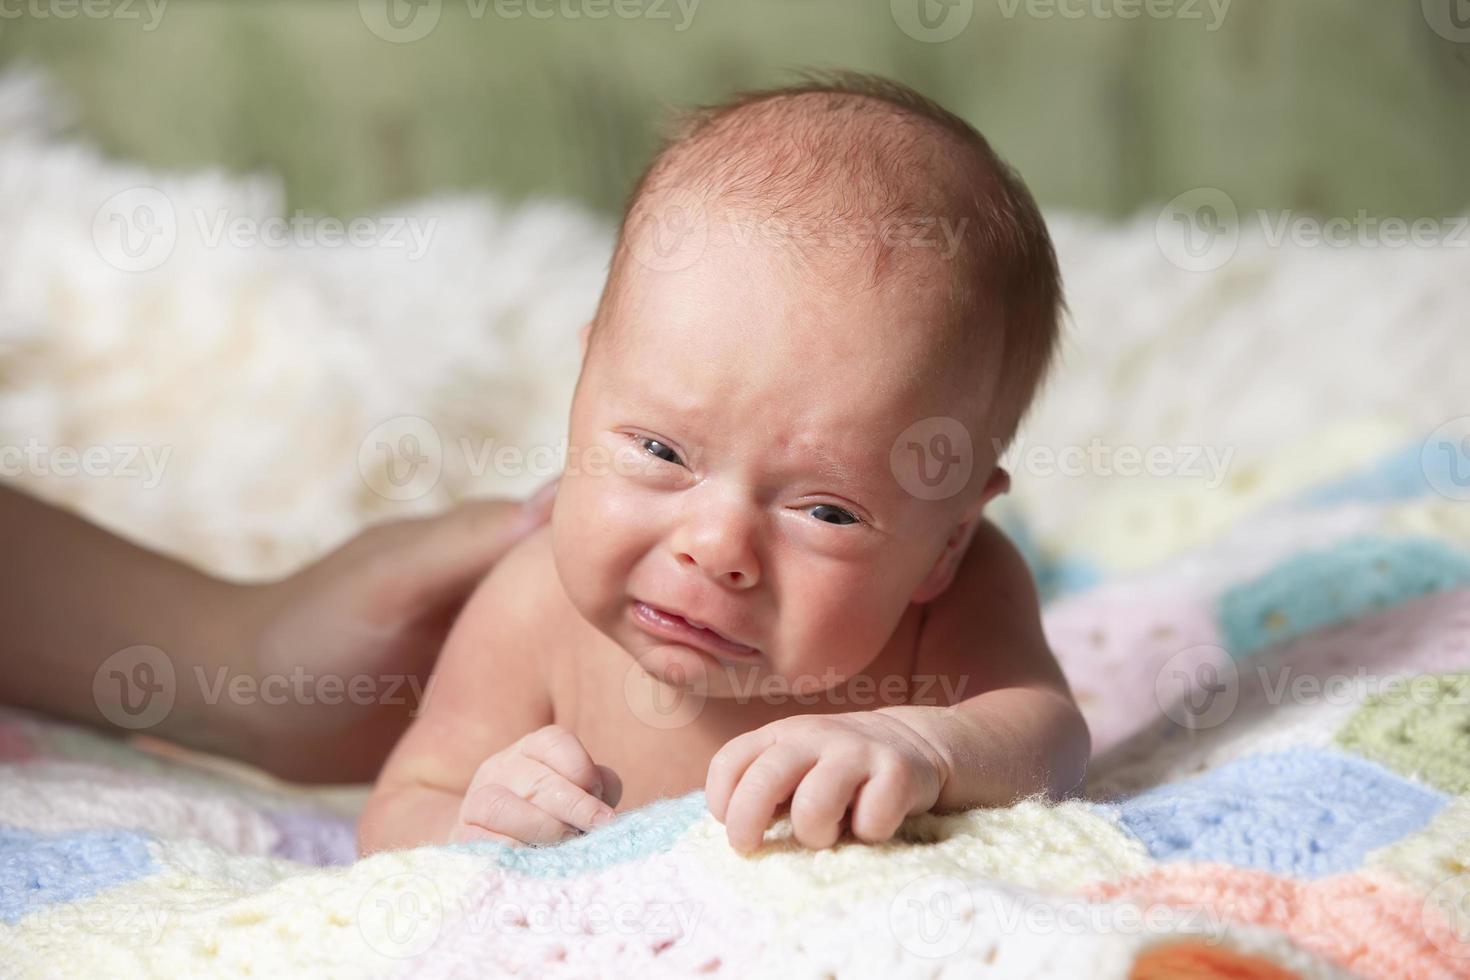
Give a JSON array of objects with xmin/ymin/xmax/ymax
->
[{"xmin": 1335, "ymin": 673, "xmax": 1470, "ymax": 794}]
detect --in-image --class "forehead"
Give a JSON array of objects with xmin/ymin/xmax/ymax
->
[
  {"xmin": 594, "ymin": 238, "xmax": 968, "ymax": 481},
  {"xmin": 607, "ymin": 234, "xmax": 954, "ymax": 386}
]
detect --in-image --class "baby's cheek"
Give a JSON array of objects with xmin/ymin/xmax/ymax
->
[
  {"xmin": 551, "ymin": 489, "xmax": 612, "ymax": 613},
  {"xmin": 779, "ymin": 579, "xmax": 904, "ymax": 692},
  {"xmin": 552, "ymin": 477, "xmax": 645, "ymax": 619}
]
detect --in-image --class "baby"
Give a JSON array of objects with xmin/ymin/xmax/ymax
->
[{"xmin": 359, "ymin": 72, "xmax": 1089, "ymax": 856}]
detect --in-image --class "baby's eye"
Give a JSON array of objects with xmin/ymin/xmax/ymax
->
[
  {"xmin": 636, "ymin": 436, "xmax": 684, "ymax": 467},
  {"xmin": 808, "ymin": 503, "xmax": 861, "ymax": 526}
]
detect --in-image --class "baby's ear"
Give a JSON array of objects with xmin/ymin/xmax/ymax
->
[
  {"xmin": 910, "ymin": 466, "xmax": 1011, "ymax": 604},
  {"xmin": 980, "ymin": 465, "xmax": 1011, "ymax": 505}
]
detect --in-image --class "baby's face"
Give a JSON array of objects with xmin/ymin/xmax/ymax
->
[{"xmin": 551, "ymin": 235, "xmax": 996, "ymax": 700}]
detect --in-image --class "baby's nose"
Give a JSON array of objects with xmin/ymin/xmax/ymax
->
[
  {"xmin": 675, "ymin": 547, "xmax": 758, "ymax": 588},
  {"xmin": 672, "ymin": 517, "xmax": 760, "ymax": 585}
]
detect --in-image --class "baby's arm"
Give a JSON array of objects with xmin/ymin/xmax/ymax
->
[
  {"xmin": 707, "ymin": 519, "xmax": 1089, "ymax": 852},
  {"xmin": 358, "ymin": 529, "xmax": 610, "ymax": 853},
  {"xmin": 877, "ymin": 518, "xmax": 1090, "ymax": 809}
]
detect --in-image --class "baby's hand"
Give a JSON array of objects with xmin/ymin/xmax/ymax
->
[
  {"xmin": 705, "ymin": 712, "xmax": 951, "ymax": 853},
  {"xmin": 451, "ymin": 724, "xmax": 621, "ymax": 845}
]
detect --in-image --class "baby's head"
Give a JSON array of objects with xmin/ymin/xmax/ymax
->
[{"xmin": 551, "ymin": 72, "xmax": 1063, "ymax": 700}]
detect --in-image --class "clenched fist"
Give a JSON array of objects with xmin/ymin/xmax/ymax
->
[
  {"xmin": 451, "ymin": 724, "xmax": 622, "ymax": 845},
  {"xmin": 705, "ymin": 711, "xmax": 952, "ymax": 853}
]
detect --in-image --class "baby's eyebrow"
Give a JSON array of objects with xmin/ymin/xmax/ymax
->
[
  {"xmin": 805, "ymin": 443, "xmax": 870, "ymax": 486},
  {"xmin": 615, "ymin": 389, "xmax": 890, "ymax": 495},
  {"xmin": 788, "ymin": 440, "xmax": 897, "ymax": 501}
]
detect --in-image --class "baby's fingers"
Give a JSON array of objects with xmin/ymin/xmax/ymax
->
[
  {"xmin": 518, "ymin": 724, "xmax": 607, "ymax": 798},
  {"xmin": 789, "ymin": 758, "xmax": 871, "ymax": 850},
  {"xmin": 511, "ymin": 762, "xmax": 617, "ymax": 833},
  {"xmin": 457, "ymin": 782, "xmax": 576, "ymax": 845},
  {"xmin": 849, "ymin": 762, "xmax": 923, "ymax": 844},
  {"xmin": 705, "ymin": 728, "xmax": 776, "ymax": 823},
  {"xmin": 722, "ymin": 742, "xmax": 819, "ymax": 854}
]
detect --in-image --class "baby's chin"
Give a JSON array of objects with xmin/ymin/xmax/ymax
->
[
  {"xmin": 626, "ymin": 639, "xmax": 756, "ymax": 695},
  {"xmin": 620, "ymin": 632, "xmax": 860, "ymax": 705},
  {"xmin": 572, "ymin": 590, "xmax": 867, "ymax": 702}
]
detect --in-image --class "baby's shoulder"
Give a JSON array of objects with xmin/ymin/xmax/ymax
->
[
  {"xmin": 468, "ymin": 522, "xmax": 569, "ymax": 625},
  {"xmin": 442, "ymin": 525, "xmax": 566, "ymax": 660},
  {"xmin": 436, "ymin": 523, "xmax": 585, "ymax": 698}
]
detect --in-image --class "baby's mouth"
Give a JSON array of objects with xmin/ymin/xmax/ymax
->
[{"xmin": 629, "ymin": 600, "xmax": 760, "ymax": 659}]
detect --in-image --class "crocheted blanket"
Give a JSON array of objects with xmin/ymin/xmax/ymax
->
[
  {"xmin": 2, "ymin": 66, "xmax": 1468, "ymax": 980},
  {"xmin": 3, "ymin": 437, "xmax": 1469, "ymax": 979}
]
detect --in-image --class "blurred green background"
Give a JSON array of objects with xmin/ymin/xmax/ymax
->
[{"xmin": 1, "ymin": 0, "xmax": 1466, "ymax": 220}]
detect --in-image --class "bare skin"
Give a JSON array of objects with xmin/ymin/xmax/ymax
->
[
  {"xmin": 360, "ymin": 233, "xmax": 1090, "ymax": 855},
  {"xmin": 0, "ymin": 481, "xmax": 558, "ymax": 783},
  {"xmin": 358, "ymin": 514, "xmax": 1087, "ymax": 854}
]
